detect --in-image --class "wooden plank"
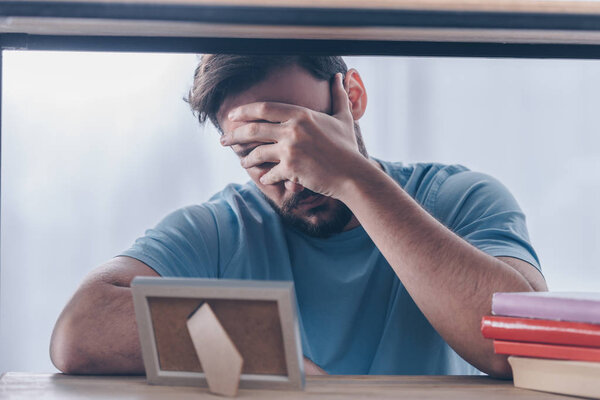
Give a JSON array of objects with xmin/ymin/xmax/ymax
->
[
  {"xmin": 0, "ymin": 372, "xmax": 581, "ymax": 399},
  {"xmin": 4, "ymin": 0, "xmax": 600, "ymax": 49},
  {"xmin": 5, "ymin": 18, "xmax": 600, "ymax": 44},
  {"xmin": 10, "ymin": 0, "xmax": 600, "ymax": 15}
]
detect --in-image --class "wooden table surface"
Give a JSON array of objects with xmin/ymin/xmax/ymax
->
[{"xmin": 0, "ymin": 372, "xmax": 573, "ymax": 399}]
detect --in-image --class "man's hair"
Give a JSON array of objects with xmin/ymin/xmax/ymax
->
[{"xmin": 187, "ymin": 55, "xmax": 348, "ymax": 133}]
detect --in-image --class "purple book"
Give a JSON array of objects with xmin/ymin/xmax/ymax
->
[{"xmin": 492, "ymin": 292, "xmax": 600, "ymax": 324}]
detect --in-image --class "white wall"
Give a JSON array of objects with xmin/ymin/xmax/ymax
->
[{"xmin": 1, "ymin": 52, "xmax": 599, "ymax": 373}]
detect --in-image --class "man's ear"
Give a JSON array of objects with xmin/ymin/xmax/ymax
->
[{"xmin": 343, "ymin": 68, "xmax": 367, "ymax": 121}]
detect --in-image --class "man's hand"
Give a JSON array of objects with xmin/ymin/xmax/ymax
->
[{"xmin": 220, "ymin": 73, "xmax": 369, "ymax": 199}]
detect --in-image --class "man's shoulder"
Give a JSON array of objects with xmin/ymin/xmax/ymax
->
[
  {"xmin": 207, "ymin": 181, "xmax": 266, "ymax": 209},
  {"xmin": 379, "ymin": 160, "xmax": 468, "ymax": 180},
  {"xmin": 166, "ymin": 181, "xmax": 277, "ymax": 231},
  {"xmin": 377, "ymin": 159, "xmax": 470, "ymax": 202},
  {"xmin": 378, "ymin": 159, "xmax": 514, "ymax": 214}
]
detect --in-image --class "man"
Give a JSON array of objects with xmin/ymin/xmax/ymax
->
[{"xmin": 50, "ymin": 55, "xmax": 547, "ymax": 377}]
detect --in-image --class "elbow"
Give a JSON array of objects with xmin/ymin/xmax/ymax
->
[
  {"xmin": 50, "ymin": 314, "xmax": 90, "ymax": 374},
  {"xmin": 50, "ymin": 348, "xmax": 82, "ymax": 375},
  {"xmin": 50, "ymin": 345, "xmax": 83, "ymax": 375},
  {"xmin": 484, "ymin": 354, "xmax": 513, "ymax": 380}
]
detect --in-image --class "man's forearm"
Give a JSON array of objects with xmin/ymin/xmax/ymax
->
[
  {"xmin": 339, "ymin": 163, "xmax": 535, "ymax": 377},
  {"xmin": 50, "ymin": 283, "xmax": 145, "ymax": 374}
]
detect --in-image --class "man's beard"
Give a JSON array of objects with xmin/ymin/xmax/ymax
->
[
  {"xmin": 262, "ymin": 189, "xmax": 353, "ymax": 238},
  {"xmin": 261, "ymin": 122, "xmax": 367, "ymax": 238}
]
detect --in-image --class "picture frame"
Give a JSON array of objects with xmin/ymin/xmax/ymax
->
[{"xmin": 131, "ymin": 277, "xmax": 305, "ymax": 390}]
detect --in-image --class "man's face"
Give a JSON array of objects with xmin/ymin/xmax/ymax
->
[{"xmin": 217, "ymin": 64, "xmax": 354, "ymax": 237}]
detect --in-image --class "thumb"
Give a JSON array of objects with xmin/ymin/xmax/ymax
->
[{"xmin": 331, "ymin": 72, "xmax": 352, "ymax": 120}]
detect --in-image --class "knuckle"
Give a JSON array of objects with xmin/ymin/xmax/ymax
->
[
  {"xmin": 298, "ymin": 110, "xmax": 315, "ymax": 128},
  {"xmin": 282, "ymin": 145, "xmax": 294, "ymax": 159},
  {"xmin": 302, "ymin": 113, "xmax": 316, "ymax": 129},
  {"xmin": 258, "ymin": 102, "xmax": 270, "ymax": 115},
  {"xmin": 287, "ymin": 124, "xmax": 302, "ymax": 142},
  {"xmin": 244, "ymin": 157, "xmax": 256, "ymax": 169},
  {"xmin": 287, "ymin": 118, "xmax": 300, "ymax": 130},
  {"xmin": 247, "ymin": 123, "xmax": 258, "ymax": 136},
  {"xmin": 297, "ymin": 108, "xmax": 311, "ymax": 120}
]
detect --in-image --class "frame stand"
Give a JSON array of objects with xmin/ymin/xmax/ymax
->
[{"xmin": 186, "ymin": 303, "xmax": 244, "ymax": 397}]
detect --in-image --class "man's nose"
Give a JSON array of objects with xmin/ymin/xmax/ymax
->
[{"xmin": 284, "ymin": 180, "xmax": 304, "ymax": 193}]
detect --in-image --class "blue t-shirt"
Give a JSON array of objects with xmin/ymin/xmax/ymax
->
[{"xmin": 121, "ymin": 160, "xmax": 540, "ymax": 375}]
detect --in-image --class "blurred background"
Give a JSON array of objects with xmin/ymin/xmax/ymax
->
[{"xmin": 1, "ymin": 51, "xmax": 599, "ymax": 372}]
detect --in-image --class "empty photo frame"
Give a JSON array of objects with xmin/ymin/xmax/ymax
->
[{"xmin": 131, "ymin": 277, "xmax": 305, "ymax": 390}]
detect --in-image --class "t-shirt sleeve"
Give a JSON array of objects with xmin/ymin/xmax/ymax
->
[
  {"xmin": 119, "ymin": 205, "xmax": 220, "ymax": 277},
  {"xmin": 432, "ymin": 170, "xmax": 542, "ymax": 273}
]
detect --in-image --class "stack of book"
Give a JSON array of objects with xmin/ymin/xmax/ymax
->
[{"xmin": 482, "ymin": 292, "xmax": 600, "ymax": 399}]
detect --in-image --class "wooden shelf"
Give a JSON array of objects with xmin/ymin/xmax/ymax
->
[{"xmin": 3, "ymin": 1, "xmax": 600, "ymax": 57}]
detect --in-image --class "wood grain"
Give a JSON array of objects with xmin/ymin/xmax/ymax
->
[
  {"xmin": 0, "ymin": 373, "xmax": 579, "ymax": 399},
  {"xmin": 5, "ymin": 18, "xmax": 600, "ymax": 45},
  {"xmin": 13, "ymin": 0, "xmax": 600, "ymax": 15},
  {"xmin": 4, "ymin": 0, "xmax": 600, "ymax": 45}
]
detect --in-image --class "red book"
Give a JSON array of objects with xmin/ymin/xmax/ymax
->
[
  {"xmin": 494, "ymin": 340, "xmax": 600, "ymax": 362},
  {"xmin": 481, "ymin": 315, "xmax": 600, "ymax": 347}
]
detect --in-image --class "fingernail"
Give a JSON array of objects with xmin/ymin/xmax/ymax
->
[
  {"xmin": 220, "ymin": 135, "xmax": 228, "ymax": 145},
  {"xmin": 228, "ymin": 111, "xmax": 237, "ymax": 120}
]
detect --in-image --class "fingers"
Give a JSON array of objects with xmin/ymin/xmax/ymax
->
[
  {"xmin": 221, "ymin": 122, "xmax": 282, "ymax": 146},
  {"xmin": 228, "ymin": 101, "xmax": 303, "ymax": 123},
  {"xmin": 240, "ymin": 143, "xmax": 279, "ymax": 169},
  {"xmin": 259, "ymin": 164, "xmax": 287, "ymax": 185},
  {"xmin": 331, "ymin": 72, "xmax": 352, "ymax": 119},
  {"xmin": 284, "ymin": 180, "xmax": 304, "ymax": 193}
]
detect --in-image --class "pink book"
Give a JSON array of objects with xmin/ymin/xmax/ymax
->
[{"xmin": 492, "ymin": 292, "xmax": 600, "ymax": 324}]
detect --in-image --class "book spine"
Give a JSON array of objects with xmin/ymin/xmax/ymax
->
[
  {"xmin": 509, "ymin": 356, "xmax": 600, "ymax": 399},
  {"xmin": 494, "ymin": 340, "xmax": 600, "ymax": 362},
  {"xmin": 492, "ymin": 294, "xmax": 600, "ymax": 324},
  {"xmin": 481, "ymin": 316, "xmax": 600, "ymax": 347}
]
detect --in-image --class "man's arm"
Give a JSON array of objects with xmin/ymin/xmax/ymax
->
[
  {"xmin": 337, "ymin": 162, "xmax": 547, "ymax": 378},
  {"xmin": 51, "ymin": 256, "xmax": 326, "ymax": 375},
  {"xmin": 50, "ymin": 256, "xmax": 158, "ymax": 374},
  {"xmin": 222, "ymin": 73, "xmax": 547, "ymax": 378}
]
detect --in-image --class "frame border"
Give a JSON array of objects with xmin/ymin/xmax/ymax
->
[{"xmin": 131, "ymin": 276, "xmax": 305, "ymax": 391}]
